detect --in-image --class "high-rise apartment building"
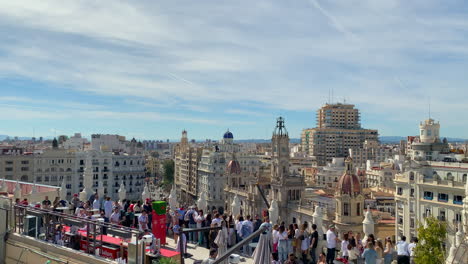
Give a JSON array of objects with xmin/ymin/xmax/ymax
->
[
  {"xmin": 302, "ymin": 103, "xmax": 378, "ymax": 165},
  {"xmin": 317, "ymin": 103, "xmax": 361, "ymax": 129}
]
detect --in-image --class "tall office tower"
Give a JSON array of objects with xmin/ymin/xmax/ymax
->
[{"xmin": 301, "ymin": 103, "xmax": 378, "ymax": 166}]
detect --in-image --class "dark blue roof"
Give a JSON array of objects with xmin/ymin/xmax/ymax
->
[{"xmin": 223, "ymin": 131, "xmax": 234, "ymax": 139}]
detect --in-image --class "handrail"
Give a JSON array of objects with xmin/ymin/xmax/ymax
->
[{"xmin": 212, "ymin": 226, "xmax": 266, "ymax": 264}]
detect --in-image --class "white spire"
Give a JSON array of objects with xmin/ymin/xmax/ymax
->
[
  {"xmin": 14, "ymin": 180, "xmax": 21, "ymax": 200},
  {"xmin": 312, "ymin": 205, "xmax": 324, "ymax": 237},
  {"xmin": 231, "ymin": 194, "xmax": 241, "ymax": 217},
  {"xmin": 197, "ymin": 191, "xmax": 207, "ymax": 212},
  {"xmin": 118, "ymin": 181, "xmax": 126, "ymax": 203},
  {"xmin": 168, "ymin": 185, "xmax": 178, "ymax": 211},
  {"xmin": 79, "ymin": 154, "xmax": 93, "ymax": 201},
  {"xmin": 269, "ymin": 200, "xmax": 279, "ymax": 225},
  {"xmin": 60, "ymin": 180, "xmax": 67, "ymax": 201},
  {"xmin": 362, "ymin": 205, "xmax": 375, "ymax": 242},
  {"xmin": 141, "ymin": 182, "xmax": 150, "ymax": 201},
  {"xmin": 0, "ymin": 178, "xmax": 7, "ymax": 193}
]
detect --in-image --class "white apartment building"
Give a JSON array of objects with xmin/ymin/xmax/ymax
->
[
  {"xmin": 395, "ymin": 118, "xmax": 468, "ymax": 251},
  {"xmin": 62, "ymin": 133, "xmax": 88, "ymax": 150},
  {"xmin": 315, "ymin": 157, "xmax": 346, "ymax": 188},
  {"xmin": 0, "ymin": 146, "xmax": 145, "ymax": 201}
]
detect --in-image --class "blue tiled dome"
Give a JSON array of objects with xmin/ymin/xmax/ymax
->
[{"xmin": 223, "ymin": 130, "xmax": 234, "ymax": 139}]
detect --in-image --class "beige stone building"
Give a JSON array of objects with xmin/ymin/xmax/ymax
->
[
  {"xmin": 174, "ymin": 130, "xmax": 202, "ymax": 204},
  {"xmin": 302, "ymin": 103, "xmax": 378, "ymax": 165}
]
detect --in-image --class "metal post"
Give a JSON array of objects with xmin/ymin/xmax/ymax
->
[{"xmin": 179, "ymin": 227, "xmax": 184, "ymax": 264}]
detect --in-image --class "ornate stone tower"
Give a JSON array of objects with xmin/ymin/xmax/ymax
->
[
  {"xmin": 334, "ymin": 157, "xmax": 365, "ymax": 234},
  {"xmin": 419, "ymin": 118, "xmax": 440, "ymax": 143},
  {"xmin": 271, "ymin": 117, "xmax": 290, "ymax": 185},
  {"xmin": 270, "ymin": 117, "xmax": 304, "ymax": 223},
  {"xmin": 181, "ymin": 130, "xmax": 188, "ymax": 146}
]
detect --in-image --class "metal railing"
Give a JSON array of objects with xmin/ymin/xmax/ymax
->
[{"xmin": 4, "ymin": 202, "xmax": 143, "ymax": 263}]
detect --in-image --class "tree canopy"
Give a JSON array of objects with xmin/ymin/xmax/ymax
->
[{"xmin": 414, "ymin": 216, "xmax": 447, "ymax": 264}]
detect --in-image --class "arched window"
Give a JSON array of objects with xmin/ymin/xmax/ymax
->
[{"xmin": 343, "ymin": 203, "xmax": 349, "ymax": 216}]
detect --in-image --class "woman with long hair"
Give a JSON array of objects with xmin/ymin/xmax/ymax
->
[
  {"xmin": 277, "ymin": 225, "xmax": 288, "ymax": 262},
  {"xmin": 214, "ymin": 219, "xmax": 229, "ymax": 264},
  {"xmin": 383, "ymin": 237, "xmax": 394, "ymax": 264},
  {"xmin": 299, "ymin": 222, "xmax": 310, "ymax": 263}
]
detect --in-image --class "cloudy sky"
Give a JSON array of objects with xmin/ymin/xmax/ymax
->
[{"xmin": 0, "ymin": 0, "xmax": 467, "ymax": 140}]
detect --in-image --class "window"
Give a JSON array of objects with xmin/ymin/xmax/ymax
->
[
  {"xmin": 6, "ymin": 161, "xmax": 13, "ymax": 165},
  {"xmin": 455, "ymin": 213, "xmax": 462, "ymax": 223},
  {"xmin": 343, "ymin": 203, "xmax": 349, "ymax": 216},
  {"xmin": 410, "ymin": 188, "xmax": 414, "ymax": 197},
  {"xmin": 409, "ymin": 172, "xmax": 415, "ymax": 181},
  {"xmin": 80, "ymin": 160, "xmax": 84, "ymax": 165},
  {"xmin": 36, "ymin": 176, "xmax": 42, "ymax": 182},
  {"xmin": 438, "ymin": 193, "xmax": 448, "ymax": 202},
  {"xmin": 424, "ymin": 191, "xmax": 433, "ymax": 200},
  {"xmin": 356, "ymin": 203, "xmax": 361, "ymax": 216},
  {"xmin": 21, "ymin": 160, "xmax": 29, "ymax": 164},
  {"xmin": 439, "ymin": 210, "xmax": 446, "ymax": 221},
  {"xmin": 397, "ymin": 187, "xmax": 403, "ymax": 195},
  {"xmin": 5, "ymin": 167, "xmax": 13, "ymax": 171},
  {"xmin": 463, "ymin": 174, "xmax": 467, "ymax": 183},
  {"xmin": 410, "ymin": 218, "xmax": 415, "ymax": 228},
  {"xmin": 21, "ymin": 167, "xmax": 29, "ymax": 171},
  {"xmin": 454, "ymin": 195, "xmax": 463, "ymax": 205},
  {"xmin": 398, "ymin": 216, "xmax": 403, "ymax": 225}
]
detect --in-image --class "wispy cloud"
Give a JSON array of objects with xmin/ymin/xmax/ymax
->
[{"xmin": 0, "ymin": 1, "xmax": 468, "ymax": 138}]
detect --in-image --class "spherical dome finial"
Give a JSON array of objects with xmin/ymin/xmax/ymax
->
[{"xmin": 223, "ymin": 129, "xmax": 234, "ymax": 139}]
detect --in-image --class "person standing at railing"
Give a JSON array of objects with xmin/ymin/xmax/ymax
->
[
  {"xmin": 138, "ymin": 210, "xmax": 149, "ymax": 231},
  {"xmin": 196, "ymin": 209, "xmax": 205, "ymax": 246},
  {"xmin": 104, "ymin": 197, "xmax": 113, "ymax": 218},
  {"xmin": 110, "ymin": 207, "xmax": 121, "ymax": 225},
  {"xmin": 92, "ymin": 194, "xmax": 100, "ymax": 210},
  {"xmin": 214, "ymin": 219, "xmax": 229, "ymax": 264}
]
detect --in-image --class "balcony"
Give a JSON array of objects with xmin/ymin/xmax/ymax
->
[
  {"xmin": 438, "ymin": 198, "xmax": 448, "ymax": 203},
  {"xmin": 453, "ymin": 200, "xmax": 463, "ymax": 205},
  {"xmin": 424, "ymin": 196, "xmax": 433, "ymax": 200}
]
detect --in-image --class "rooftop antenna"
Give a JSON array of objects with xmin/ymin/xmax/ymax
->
[
  {"xmin": 428, "ymin": 97, "xmax": 431, "ymax": 119},
  {"xmin": 331, "ymin": 88, "xmax": 334, "ymax": 104}
]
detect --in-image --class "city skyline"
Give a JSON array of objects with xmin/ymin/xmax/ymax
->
[{"xmin": 1, "ymin": 1, "xmax": 468, "ymax": 139}]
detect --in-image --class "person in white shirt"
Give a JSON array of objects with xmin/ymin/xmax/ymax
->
[
  {"xmin": 396, "ymin": 236, "xmax": 410, "ymax": 264},
  {"xmin": 407, "ymin": 237, "xmax": 418, "ymax": 264},
  {"xmin": 235, "ymin": 216, "xmax": 244, "ymax": 242},
  {"xmin": 211, "ymin": 213, "xmax": 222, "ymax": 227},
  {"xmin": 138, "ymin": 210, "xmax": 149, "ymax": 231},
  {"xmin": 341, "ymin": 233, "xmax": 350, "ymax": 259},
  {"xmin": 326, "ymin": 225, "xmax": 340, "ymax": 264},
  {"xmin": 92, "ymin": 195, "xmax": 100, "ymax": 210},
  {"xmin": 110, "ymin": 207, "xmax": 121, "ymax": 225},
  {"xmin": 103, "ymin": 197, "xmax": 113, "ymax": 218},
  {"xmin": 277, "ymin": 225, "xmax": 289, "ymax": 262},
  {"xmin": 196, "ymin": 209, "xmax": 205, "ymax": 246}
]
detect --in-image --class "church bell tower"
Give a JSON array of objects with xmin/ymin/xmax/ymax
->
[{"xmin": 271, "ymin": 117, "xmax": 290, "ymax": 184}]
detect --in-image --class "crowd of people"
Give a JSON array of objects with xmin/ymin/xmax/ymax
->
[{"xmin": 15, "ymin": 195, "xmax": 421, "ymax": 264}]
